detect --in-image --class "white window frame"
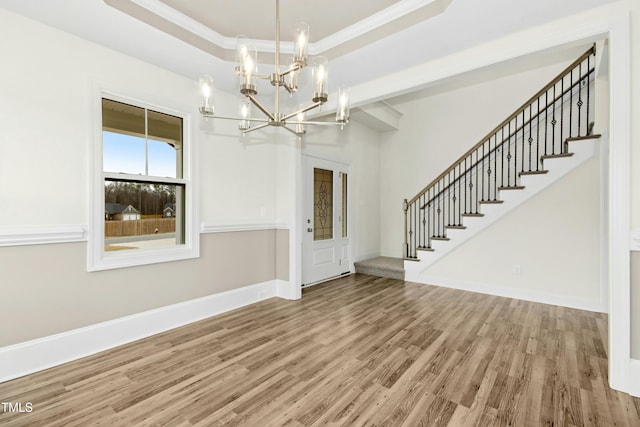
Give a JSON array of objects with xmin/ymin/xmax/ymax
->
[{"xmin": 88, "ymin": 89, "xmax": 199, "ymax": 271}]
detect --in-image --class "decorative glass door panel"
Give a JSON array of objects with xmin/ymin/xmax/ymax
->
[{"xmin": 314, "ymin": 168, "xmax": 333, "ymax": 241}]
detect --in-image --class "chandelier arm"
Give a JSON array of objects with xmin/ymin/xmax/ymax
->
[
  {"xmin": 293, "ymin": 120, "xmax": 349, "ymax": 126},
  {"xmin": 242, "ymin": 122, "xmax": 271, "ymax": 134},
  {"xmin": 281, "ymin": 125, "xmax": 304, "ymax": 137},
  {"xmin": 201, "ymin": 113, "xmax": 269, "ymax": 123},
  {"xmin": 247, "ymin": 95, "xmax": 276, "ymax": 122},
  {"xmin": 281, "ymin": 102, "xmax": 322, "ymax": 122},
  {"xmin": 279, "ymin": 62, "xmax": 303, "ymax": 78},
  {"xmin": 283, "ymin": 83, "xmax": 295, "ymax": 95}
]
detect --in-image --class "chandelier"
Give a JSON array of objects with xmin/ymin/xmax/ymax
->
[{"xmin": 198, "ymin": 0, "xmax": 350, "ymax": 137}]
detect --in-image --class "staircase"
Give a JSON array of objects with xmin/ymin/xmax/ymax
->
[
  {"xmin": 402, "ymin": 46, "xmax": 598, "ymax": 278},
  {"xmin": 354, "ymin": 257, "xmax": 405, "ymax": 280}
]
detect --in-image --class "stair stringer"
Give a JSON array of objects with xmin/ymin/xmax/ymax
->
[{"xmin": 404, "ymin": 138, "xmax": 597, "ymax": 282}]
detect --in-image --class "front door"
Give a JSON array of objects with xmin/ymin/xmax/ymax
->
[{"xmin": 303, "ymin": 157, "xmax": 350, "ymax": 286}]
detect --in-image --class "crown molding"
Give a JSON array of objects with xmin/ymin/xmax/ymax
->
[
  {"xmin": 124, "ymin": 0, "xmax": 442, "ymax": 57},
  {"xmin": 312, "ymin": 0, "xmax": 439, "ymax": 54}
]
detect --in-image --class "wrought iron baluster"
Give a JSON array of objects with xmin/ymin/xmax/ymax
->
[
  {"xmin": 528, "ymin": 104, "xmax": 533, "ymax": 171},
  {"xmin": 474, "ymin": 151, "xmax": 479, "ymax": 213},
  {"xmin": 427, "ymin": 200, "xmax": 431, "ymax": 249},
  {"xmin": 551, "ymin": 83, "xmax": 557, "ymax": 155},
  {"xmin": 536, "ymin": 97, "xmax": 540, "ymax": 170},
  {"xmin": 501, "ymin": 128, "xmax": 505, "ymax": 188},
  {"xmin": 463, "ymin": 157, "xmax": 468, "ymax": 214},
  {"xmin": 544, "ymin": 91, "xmax": 549, "ymax": 155},
  {"xmin": 521, "ymin": 110, "xmax": 525, "ymax": 173},
  {"xmin": 570, "ymin": 68, "xmax": 574, "ymax": 138},
  {"xmin": 410, "ymin": 203, "xmax": 414, "ymax": 258},
  {"xmin": 560, "ymin": 73, "xmax": 564, "ymax": 150},
  {"xmin": 513, "ymin": 116, "xmax": 517, "ymax": 183},
  {"xmin": 420, "ymin": 193, "xmax": 428, "ymax": 248},
  {"xmin": 493, "ymin": 134, "xmax": 497, "ymax": 200},
  {"xmin": 481, "ymin": 141, "xmax": 486, "ymax": 201},
  {"xmin": 447, "ymin": 172, "xmax": 451, "ymax": 227},
  {"xmin": 586, "ymin": 55, "xmax": 591, "ymax": 133},
  {"xmin": 457, "ymin": 163, "xmax": 462, "ymax": 225},
  {"xmin": 578, "ymin": 60, "xmax": 583, "ymax": 136},
  {"xmin": 507, "ymin": 121, "xmax": 512, "ymax": 187}
]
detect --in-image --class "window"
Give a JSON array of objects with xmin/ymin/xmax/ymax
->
[{"xmin": 89, "ymin": 94, "xmax": 197, "ymax": 270}]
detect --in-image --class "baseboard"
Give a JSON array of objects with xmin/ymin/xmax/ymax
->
[
  {"xmin": 275, "ymin": 279, "xmax": 296, "ymax": 300},
  {"xmin": 411, "ymin": 274, "xmax": 606, "ymax": 313},
  {"xmin": 628, "ymin": 359, "xmax": 640, "ymax": 397},
  {"xmin": 0, "ymin": 280, "xmax": 280, "ymax": 383}
]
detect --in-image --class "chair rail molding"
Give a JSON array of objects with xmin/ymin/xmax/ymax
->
[{"xmin": 0, "ymin": 225, "xmax": 87, "ymax": 247}]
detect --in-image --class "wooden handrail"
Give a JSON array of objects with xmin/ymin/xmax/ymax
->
[{"xmin": 407, "ymin": 45, "xmax": 595, "ymax": 205}]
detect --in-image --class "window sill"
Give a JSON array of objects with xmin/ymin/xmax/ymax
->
[{"xmin": 87, "ymin": 244, "xmax": 199, "ymax": 272}]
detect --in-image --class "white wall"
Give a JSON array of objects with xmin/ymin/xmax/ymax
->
[
  {"xmin": 379, "ymin": 55, "xmax": 602, "ymax": 305},
  {"xmin": 198, "ymin": 90, "xmax": 279, "ymax": 227},
  {"xmin": 300, "ymin": 120, "xmax": 382, "ymax": 263},
  {"xmin": 0, "ymin": 7, "xmax": 382, "ymax": 350},
  {"xmin": 628, "ymin": 1, "xmax": 640, "ymax": 360},
  {"xmin": 0, "ymin": 9, "xmax": 284, "ymax": 346},
  {"xmin": 423, "ymin": 154, "xmax": 601, "ymax": 306},
  {"xmin": 380, "ymin": 59, "xmax": 576, "ymax": 257}
]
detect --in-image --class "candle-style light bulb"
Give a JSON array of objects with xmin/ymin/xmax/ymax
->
[
  {"xmin": 239, "ymin": 98, "xmax": 251, "ymax": 132},
  {"xmin": 312, "ymin": 56, "xmax": 328, "ymax": 103},
  {"xmin": 296, "ymin": 105, "xmax": 305, "ymax": 135},
  {"xmin": 293, "ymin": 22, "xmax": 309, "ymax": 64},
  {"xmin": 237, "ymin": 40, "xmax": 257, "ymax": 95},
  {"xmin": 336, "ymin": 86, "xmax": 350, "ymax": 124},
  {"xmin": 199, "ymin": 75, "xmax": 214, "ymax": 114}
]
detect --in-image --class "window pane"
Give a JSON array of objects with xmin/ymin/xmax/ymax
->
[
  {"xmin": 104, "ymin": 180, "xmax": 185, "ymax": 252},
  {"xmin": 148, "ymin": 139, "xmax": 178, "ymax": 178},
  {"xmin": 148, "ymin": 109, "xmax": 182, "ymax": 178},
  {"xmin": 103, "ymin": 131, "xmax": 145, "ymax": 174},
  {"xmin": 102, "ymin": 97, "xmax": 147, "ymax": 175},
  {"xmin": 314, "ymin": 168, "xmax": 333, "ymax": 241}
]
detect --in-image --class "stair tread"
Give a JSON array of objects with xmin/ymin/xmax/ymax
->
[
  {"xmin": 499, "ymin": 185, "xmax": 525, "ymax": 190},
  {"xmin": 445, "ymin": 225, "xmax": 466, "ymax": 229},
  {"xmin": 519, "ymin": 170, "xmax": 549, "ymax": 175},
  {"xmin": 431, "ymin": 236, "xmax": 450, "ymax": 241},
  {"xmin": 480, "ymin": 200, "xmax": 503, "ymax": 204},
  {"xmin": 417, "ymin": 247, "xmax": 435, "ymax": 252},
  {"xmin": 354, "ymin": 256, "xmax": 405, "ymax": 272},
  {"xmin": 542, "ymin": 153, "xmax": 573, "ymax": 159},
  {"xmin": 566, "ymin": 134, "xmax": 601, "ymax": 142},
  {"xmin": 462, "ymin": 213, "xmax": 484, "ymax": 217}
]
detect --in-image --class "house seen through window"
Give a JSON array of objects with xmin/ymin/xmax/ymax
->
[{"xmin": 102, "ymin": 98, "xmax": 185, "ymax": 252}]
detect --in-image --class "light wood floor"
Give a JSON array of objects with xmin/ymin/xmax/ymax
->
[{"xmin": 1, "ymin": 274, "xmax": 639, "ymax": 426}]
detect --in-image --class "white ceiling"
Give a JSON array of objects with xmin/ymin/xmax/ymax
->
[
  {"xmin": 157, "ymin": 0, "xmax": 401, "ymax": 41},
  {"xmin": 102, "ymin": 0, "xmax": 452, "ymax": 62},
  {"xmin": 0, "ymin": 0, "xmax": 618, "ymax": 108}
]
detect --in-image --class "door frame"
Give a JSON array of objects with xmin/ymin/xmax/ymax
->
[{"xmin": 301, "ymin": 154, "xmax": 353, "ymax": 287}]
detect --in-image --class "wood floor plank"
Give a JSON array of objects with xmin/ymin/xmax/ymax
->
[{"xmin": 1, "ymin": 273, "xmax": 638, "ymax": 426}]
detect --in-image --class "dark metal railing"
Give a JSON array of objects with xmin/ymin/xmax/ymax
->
[{"xmin": 403, "ymin": 46, "xmax": 596, "ymax": 259}]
